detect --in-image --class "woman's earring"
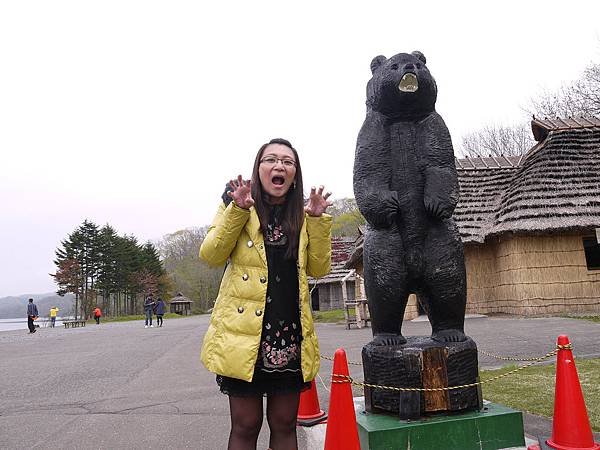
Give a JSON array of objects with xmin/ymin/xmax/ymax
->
[{"xmin": 292, "ymin": 181, "xmax": 297, "ymax": 189}]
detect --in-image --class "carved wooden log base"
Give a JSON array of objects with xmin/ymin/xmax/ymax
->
[{"xmin": 362, "ymin": 336, "xmax": 482, "ymax": 419}]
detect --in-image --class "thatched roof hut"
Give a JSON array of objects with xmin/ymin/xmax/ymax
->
[
  {"xmin": 311, "ymin": 236, "xmax": 355, "ymax": 284},
  {"xmin": 456, "ymin": 116, "xmax": 600, "ymax": 242},
  {"xmin": 308, "ymin": 236, "xmax": 358, "ymax": 310}
]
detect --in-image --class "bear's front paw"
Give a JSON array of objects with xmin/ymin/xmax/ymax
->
[
  {"xmin": 376, "ymin": 192, "xmax": 401, "ymax": 226},
  {"xmin": 370, "ymin": 333, "xmax": 407, "ymax": 346},
  {"xmin": 431, "ymin": 329, "xmax": 467, "ymax": 343},
  {"xmin": 423, "ymin": 196, "xmax": 446, "ymax": 218}
]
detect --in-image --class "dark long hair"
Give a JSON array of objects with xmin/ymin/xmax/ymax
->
[{"xmin": 251, "ymin": 138, "xmax": 304, "ymax": 260}]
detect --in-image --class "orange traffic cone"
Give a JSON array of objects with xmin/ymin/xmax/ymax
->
[
  {"xmin": 324, "ymin": 348, "xmax": 360, "ymax": 450},
  {"xmin": 297, "ymin": 379, "xmax": 327, "ymax": 426},
  {"xmin": 545, "ymin": 335, "xmax": 600, "ymax": 450}
]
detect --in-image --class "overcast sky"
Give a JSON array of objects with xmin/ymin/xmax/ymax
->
[{"xmin": 1, "ymin": 1, "xmax": 599, "ymax": 297}]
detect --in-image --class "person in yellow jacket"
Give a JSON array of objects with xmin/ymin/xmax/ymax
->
[
  {"xmin": 200, "ymin": 138, "xmax": 332, "ymax": 450},
  {"xmin": 49, "ymin": 306, "xmax": 59, "ymax": 328}
]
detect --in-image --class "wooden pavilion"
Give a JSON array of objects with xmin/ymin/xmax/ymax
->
[{"xmin": 169, "ymin": 292, "xmax": 193, "ymax": 315}]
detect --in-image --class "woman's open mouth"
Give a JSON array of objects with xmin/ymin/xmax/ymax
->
[
  {"xmin": 272, "ymin": 176, "xmax": 285, "ymax": 186},
  {"xmin": 398, "ymin": 73, "xmax": 418, "ymax": 92}
]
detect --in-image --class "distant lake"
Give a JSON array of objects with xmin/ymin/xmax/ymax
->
[{"xmin": 0, "ymin": 317, "xmax": 71, "ymax": 332}]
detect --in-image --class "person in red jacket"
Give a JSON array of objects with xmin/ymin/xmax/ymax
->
[{"xmin": 93, "ymin": 306, "xmax": 102, "ymax": 325}]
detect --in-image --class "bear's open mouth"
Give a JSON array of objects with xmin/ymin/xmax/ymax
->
[
  {"xmin": 272, "ymin": 176, "xmax": 285, "ymax": 186},
  {"xmin": 398, "ymin": 73, "xmax": 418, "ymax": 93}
]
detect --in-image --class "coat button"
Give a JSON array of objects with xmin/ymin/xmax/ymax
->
[
  {"xmin": 242, "ymin": 273, "xmax": 249, "ymax": 281},
  {"xmin": 247, "ymin": 240, "xmax": 254, "ymax": 248},
  {"xmin": 255, "ymin": 309, "xmax": 263, "ymax": 316},
  {"xmin": 260, "ymin": 276, "xmax": 267, "ymax": 283},
  {"xmin": 237, "ymin": 306, "xmax": 244, "ymax": 313}
]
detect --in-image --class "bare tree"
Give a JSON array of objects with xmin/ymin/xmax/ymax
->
[
  {"xmin": 156, "ymin": 227, "xmax": 208, "ymax": 264},
  {"xmin": 461, "ymin": 61, "xmax": 599, "ymax": 157},
  {"xmin": 156, "ymin": 227, "xmax": 222, "ymax": 312},
  {"xmin": 328, "ymin": 198, "xmax": 359, "ymax": 217},
  {"xmin": 529, "ymin": 62, "xmax": 600, "ymax": 118},
  {"xmin": 460, "ymin": 123, "xmax": 535, "ymax": 157}
]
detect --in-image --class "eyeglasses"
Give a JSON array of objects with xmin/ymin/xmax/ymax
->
[{"xmin": 260, "ymin": 156, "xmax": 296, "ymax": 168}]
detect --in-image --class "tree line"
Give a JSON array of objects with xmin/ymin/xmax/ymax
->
[
  {"xmin": 154, "ymin": 199, "xmax": 366, "ymax": 313},
  {"xmin": 156, "ymin": 227, "xmax": 223, "ymax": 313},
  {"xmin": 152, "ymin": 198, "xmax": 366, "ymax": 314},
  {"xmin": 461, "ymin": 60, "xmax": 600, "ymax": 157},
  {"xmin": 53, "ymin": 220, "xmax": 169, "ymax": 319},
  {"xmin": 53, "ymin": 201, "xmax": 365, "ymax": 319}
]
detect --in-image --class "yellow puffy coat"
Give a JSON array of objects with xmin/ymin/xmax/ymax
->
[{"xmin": 200, "ymin": 202, "xmax": 332, "ymax": 382}]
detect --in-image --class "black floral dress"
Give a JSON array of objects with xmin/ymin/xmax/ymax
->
[{"xmin": 217, "ymin": 204, "xmax": 311, "ymax": 397}]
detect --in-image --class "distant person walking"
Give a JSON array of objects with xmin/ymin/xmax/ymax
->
[
  {"xmin": 144, "ymin": 294, "xmax": 155, "ymax": 328},
  {"xmin": 93, "ymin": 306, "xmax": 102, "ymax": 325},
  {"xmin": 27, "ymin": 298, "xmax": 38, "ymax": 334},
  {"xmin": 154, "ymin": 297, "xmax": 166, "ymax": 327},
  {"xmin": 49, "ymin": 306, "xmax": 59, "ymax": 327}
]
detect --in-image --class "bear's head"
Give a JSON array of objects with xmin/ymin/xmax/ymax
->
[{"xmin": 366, "ymin": 51, "xmax": 437, "ymax": 120}]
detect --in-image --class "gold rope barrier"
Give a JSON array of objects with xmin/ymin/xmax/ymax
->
[{"xmin": 320, "ymin": 344, "xmax": 570, "ymax": 393}]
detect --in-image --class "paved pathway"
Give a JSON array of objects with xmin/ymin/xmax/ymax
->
[{"xmin": 0, "ymin": 314, "xmax": 598, "ymax": 449}]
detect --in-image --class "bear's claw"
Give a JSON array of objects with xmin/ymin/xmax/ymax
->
[
  {"xmin": 370, "ymin": 334, "xmax": 407, "ymax": 346},
  {"xmin": 431, "ymin": 329, "xmax": 467, "ymax": 343}
]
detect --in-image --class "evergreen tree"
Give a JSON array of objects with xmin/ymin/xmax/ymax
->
[
  {"xmin": 97, "ymin": 225, "xmax": 120, "ymax": 315},
  {"xmin": 54, "ymin": 221, "xmax": 169, "ymax": 317}
]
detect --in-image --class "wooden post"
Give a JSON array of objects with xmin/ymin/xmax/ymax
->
[{"xmin": 422, "ymin": 347, "xmax": 450, "ymax": 412}]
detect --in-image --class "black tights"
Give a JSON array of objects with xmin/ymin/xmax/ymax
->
[
  {"xmin": 227, "ymin": 392, "xmax": 300, "ymax": 450},
  {"xmin": 156, "ymin": 315, "xmax": 163, "ymax": 326}
]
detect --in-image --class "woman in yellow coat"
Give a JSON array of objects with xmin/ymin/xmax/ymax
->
[{"xmin": 200, "ymin": 138, "xmax": 332, "ymax": 450}]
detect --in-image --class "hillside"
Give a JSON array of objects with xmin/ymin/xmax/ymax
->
[{"xmin": 0, "ymin": 293, "xmax": 75, "ymax": 319}]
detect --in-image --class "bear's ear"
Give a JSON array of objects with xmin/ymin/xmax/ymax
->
[
  {"xmin": 411, "ymin": 51, "xmax": 426, "ymax": 64},
  {"xmin": 370, "ymin": 55, "xmax": 387, "ymax": 74}
]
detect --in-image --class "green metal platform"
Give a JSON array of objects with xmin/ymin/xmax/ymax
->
[{"xmin": 356, "ymin": 399, "xmax": 525, "ymax": 450}]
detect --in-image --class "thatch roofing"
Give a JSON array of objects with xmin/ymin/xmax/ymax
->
[
  {"xmin": 345, "ymin": 117, "xmax": 600, "ymax": 267},
  {"xmin": 455, "ymin": 155, "xmax": 523, "ymax": 170},
  {"xmin": 458, "ymin": 117, "xmax": 600, "ymax": 242},
  {"xmin": 170, "ymin": 292, "xmax": 193, "ymax": 303},
  {"xmin": 531, "ymin": 116, "xmax": 600, "ymax": 142},
  {"xmin": 454, "ymin": 165, "xmax": 520, "ymax": 242},
  {"xmin": 308, "ymin": 236, "xmax": 356, "ymax": 284}
]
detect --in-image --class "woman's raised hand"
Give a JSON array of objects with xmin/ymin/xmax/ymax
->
[
  {"xmin": 228, "ymin": 175, "xmax": 255, "ymax": 209},
  {"xmin": 305, "ymin": 185, "xmax": 332, "ymax": 217}
]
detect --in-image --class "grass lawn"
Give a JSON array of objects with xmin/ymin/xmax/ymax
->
[
  {"xmin": 313, "ymin": 308, "xmax": 345, "ymax": 323},
  {"xmin": 564, "ymin": 315, "xmax": 600, "ymax": 323},
  {"xmin": 481, "ymin": 358, "xmax": 600, "ymax": 431},
  {"xmin": 89, "ymin": 313, "xmax": 188, "ymax": 323}
]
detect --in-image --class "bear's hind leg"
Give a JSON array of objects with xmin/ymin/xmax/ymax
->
[
  {"xmin": 422, "ymin": 283, "xmax": 467, "ymax": 343},
  {"xmin": 363, "ymin": 229, "xmax": 410, "ymax": 346},
  {"xmin": 421, "ymin": 240, "xmax": 468, "ymax": 343}
]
